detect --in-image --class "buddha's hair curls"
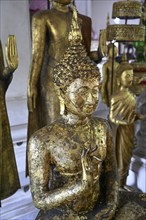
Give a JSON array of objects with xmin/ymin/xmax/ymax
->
[
  {"xmin": 53, "ymin": 43, "xmax": 100, "ymax": 90},
  {"xmin": 116, "ymin": 63, "xmax": 133, "ymax": 78}
]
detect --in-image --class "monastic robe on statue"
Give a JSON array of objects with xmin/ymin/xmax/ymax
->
[
  {"xmin": 0, "ymin": 41, "xmax": 20, "ymax": 201},
  {"xmin": 110, "ymin": 90, "xmax": 136, "ymax": 187}
]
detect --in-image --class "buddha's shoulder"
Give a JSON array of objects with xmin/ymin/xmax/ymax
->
[{"xmin": 30, "ymin": 121, "xmax": 65, "ymax": 142}]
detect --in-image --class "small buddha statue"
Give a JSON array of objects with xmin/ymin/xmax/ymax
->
[
  {"xmin": 101, "ymin": 43, "xmax": 119, "ymax": 107},
  {"xmin": 109, "ymin": 63, "xmax": 146, "ymax": 190},
  {"xmin": 0, "ymin": 36, "xmax": 20, "ymax": 202}
]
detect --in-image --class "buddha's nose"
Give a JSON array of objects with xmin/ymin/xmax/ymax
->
[{"xmin": 86, "ymin": 92, "xmax": 94, "ymax": 104}]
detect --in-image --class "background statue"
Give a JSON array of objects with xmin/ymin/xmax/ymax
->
[
  {"xmin": 109, "ymin": 63, "xmax": 146, "ymax": 190},
  {"xmin": 28, "ymin": 5, "xmax": 118, "ymax": 219},
  {"xmin": 0, "ymin": 36, "xmax": 20, "ymax": 203},
  {"xmin": 101, "ymin": 43, "xmax": 119, "ymax": 107}
]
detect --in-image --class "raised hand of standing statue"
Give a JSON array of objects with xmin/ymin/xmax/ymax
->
[{"xmin": 5, "ymin": 35, "xmax": 18, "ymax": 72}]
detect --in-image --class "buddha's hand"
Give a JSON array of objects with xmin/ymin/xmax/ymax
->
[
  {"xmin": 5, "ymin": 35, "xmax": 18, "ymax": 72},
  {"xmin": 27, "ymin": 84, "xmax": 37, "ymax": 112},
  {"xmin": 81, "ymin": 148, "xmax": 93, "ymax": 192},
  {"xmin": 94, "ymin": 204, "xmax": 116, "ymax": 220}
]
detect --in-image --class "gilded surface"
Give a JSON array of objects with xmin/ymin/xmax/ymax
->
[
  {"xmin": 112, "ymin": 1, "xmax": 142, "ymax": 19},
  {"xmin": 28, "ymin": 117, "xmax": 118, "ymax": 219},
  {"xmin": 28, "ymin": 4, "xmax": 118, "ymax": 219},
  {"xmin": 107, "ymin": 24, "xmax": 145, "ymax": 42},
  {"xmin": 0, "ymin": 36, "xmax": 20, "ymax": 201},
  {"xmin": 101, "ymin": 43, "xmax": 119, "ymax": 107},
  {"xmin": 109, "ymin": 63, "xmax": 146, "ymax": 188}
]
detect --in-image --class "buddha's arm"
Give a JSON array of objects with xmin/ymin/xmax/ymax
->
[
  {"xmin": 104, "ymin": 128, "xmax": 119, "ymax": 207},
  {"xmin": 28, "ymin": 135, "xmax": 92, "ymax": 210},
  {"xmin": 28, "ymin": 14, "xmax": 46, "ymax": 87},
  {"xmin": 27, "ymin": 14, "xmax": 46, "ymax": 111},
  {"xmin": 94, "ymin": 127, "xmax": 118, "ymax": 220}
]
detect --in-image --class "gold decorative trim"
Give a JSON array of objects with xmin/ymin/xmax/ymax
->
[
  {"xmin": 106, "ymin": 24, "xmax": 145, "ymax": 42},
  {"xmin": 112, "ymin": 1, "xmax": 142, "ymax": 19}
]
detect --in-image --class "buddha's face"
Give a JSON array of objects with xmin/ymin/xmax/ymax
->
[
  {"xmin": 120, "ymin": 69, "xmax": 133, "ymax": 88},
  {"xmin": 63, "ymin": 78, "xmax": 99, "ymax": 118},
  {"xmin": 53, "ymin": 0, "xmax": 73, "ymax": 5}
]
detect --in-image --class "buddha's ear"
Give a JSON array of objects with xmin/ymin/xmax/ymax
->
[{"xmin": 57, "ymin": 88, "xmax": 66, "ymax": 115}]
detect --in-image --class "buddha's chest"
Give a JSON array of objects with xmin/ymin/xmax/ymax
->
[{"xmin": 49, "ymin": 124, "xmax": 107, "ymax": 177}]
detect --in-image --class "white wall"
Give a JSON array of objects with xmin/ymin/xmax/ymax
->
[
  {"xmin": 0, "ymin": 0, "xmax": 31, "ymax": 99},
  {"xmin": 0, "ymin": 0, "xmax": 31, "ymax": 140},
  {"xmin": 91, "ymin": 0, "xmax": 116, "ymax": 37},
  {"xmin": 75, "ymin": 0, "xmax": 92, "ymax": 17}
]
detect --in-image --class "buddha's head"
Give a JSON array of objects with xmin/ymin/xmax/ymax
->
[
  {"xmin": 116, "ymin": 63, "xmax": 133, "ymax": 88},
  {"xmin": 61, "ymin": 77, "xmax": 100, "ymax": 118},
  {"xmin": 53, "ymin": 45, "xmax": 100, "ymax": 118}
]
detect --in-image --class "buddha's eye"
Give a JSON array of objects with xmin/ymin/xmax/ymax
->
[
  {"xmin": 92, "ymin": 89, "xmax": 98, "ymax": 96},
  {"xmin": 77, "ymin": 87, "xmax": 88, "ymax": 96},
  {"xmin": 92, "ymin": 86, "xmax": 100, "ymax": 96}
]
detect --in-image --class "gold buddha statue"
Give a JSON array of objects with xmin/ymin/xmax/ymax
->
[
  {"xmin": 0, "ymin": 36, "xmax": 20, "ymax": 202},
  {"xmin": 109, "ymin": 63, "xmax": 146, "ymax": 189},
  {"xmin": 101, "ymin": 43, "xmax": 119, "ymax": 107},
  {"xmin": 28, "ymin": 4, "xmax": 118, "ymax": 219}
]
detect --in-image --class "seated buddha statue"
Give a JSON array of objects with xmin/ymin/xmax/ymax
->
[{"xmin": 28, "ymin": 4, "xmax": 118, "ymax": 219}]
